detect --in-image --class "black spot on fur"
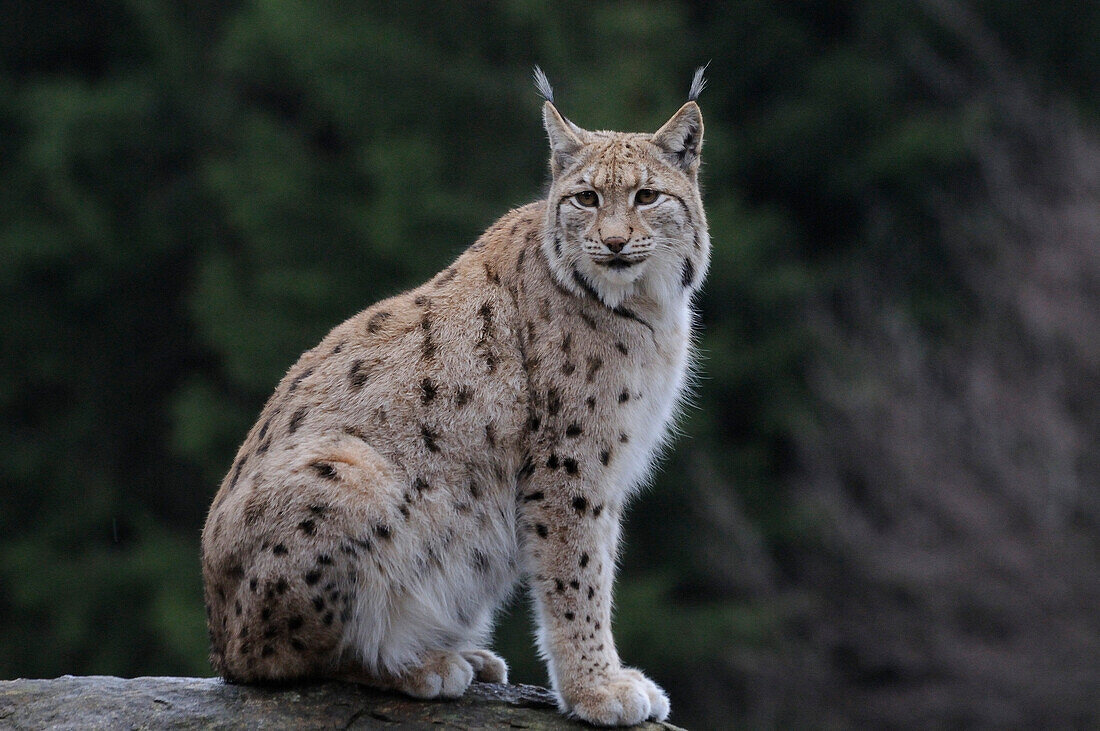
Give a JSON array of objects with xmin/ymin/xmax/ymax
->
[
  {"xmin": 304, "ymin": 570, "xmax": 322, "ymax": 586},
  {"xmin": 298, "ymin": 519, "xmax": 316, "ymax": 536},
  {"xmin": 478, "ymin": 302, "xmax": 493, "ymax": 339},
  {"xmin": 570, "ymin": 580, "xmax": 580, "ymax": 590},
  {"xmin": 580, "ymin": 553, "xmax": 589, "ymax": 567},
  {"xmin": 420, "ymin": 377, "xmax": 437, "ymax": 403},
  {"xmin": 261, "ymin": 645, "xmax": 275, "ymax": 657},
  {"xmin": 312, "ymin": 595, "xmax": 325, "ymax": 612},
  {"xmin": 564, "ymin": 611, "xmax": 575, "ymax": 621},
  {"xmin": 585, "ymin": 357, "xmax": 603, "ymax": 381},
  {"xmin": 618, "ymin": 390, "xmax": 630, "ymax": 404},
  {"xmin": 680, "ymin": 256, "xmax": 696, "ymax": 288},
  {"xmin": 615, "ymin": 341, "xmax": 628, "ymax": 355},
  {"xmin": 455, "ymin": 385, "xmax": 472, "ymax": 407},
  {"xmin": 562, "ymin": 362, "xmax": 576, "ymax": 375},
  {"xmin": 546, "ymin": 454, "xmax": 560, "ymax": 470},
  {"xmin": 516, "ymin": 248, "xmax": 527, "ymax": 272},
  {"xmin": 228, "ymin": 457, "xmax": 245, "ymax": 492},
  {"xmin": 260, "ymin": 608, "xmax": 271, "ymax": 621},
  {"xmin": 348, "ymin": 359, "xmax": 369, "ymax": 388},
  {"xmin": 366, "ymin": 311, "xmax": 391, "ymax": 333},
  {"xmin": 342, "ymin": 425, "xmax": 368, "ymax": 443},
  {"xmin": 312, "ymin": 461, "xmax": 337, "ymax": 480},
  {"xmin": 413, "ymin": 477, "xmax": 430, "ymax": 493},
  {"xmin": 580, "ymin": 312, "xmax": 598, "ymax": 330},
  {"xmin": 561, "ymin": 332, "xmax": 572, "ymax": 354},
  {"xmin": 435, "ymin": 267, "xmax": 457, "ymax": 286},
  {"xmin": 375, "ymin": 523, "xmax": 392, "ymax": 540},
  {"xmin": 288, "ymin": 616, "xmax": 303, "ymax": 631},
  {"xmin": 566, "ymin": 423, "xmax": 583, "ymax": 438},
  {"xmin": 555, "ymin": 578, "xmax": 565, "ymax": 593},
  {"xmin": 249, "ymin": 578, "xmax": 258, "ymax": 591},
  {"xmin": 612, "ymin": 305, "xmax": 654, "ymax": 334},
  {"xmin": 275, "ymin": 578, "xmax": 288, "ymax": 594},
  {"xmin": 317, "ymin": 554, "xmax": 333, "ymax": 566},
  {"xmin": 536, "ymin": 523, "xmax": 549, "ymax": 538},
  {"xmin": 563, "ymin": 458, "xmax": 579, "ymax": 475},
  {"xmin": 524, "ymin": 491, "xmax": 545, "ymax": 502},
  {"xmin": 273, "ymin": 544, "xmax": 288, "ymax": 556},
  {"xmin": 288, "ymin": 408, "xmax": 308, "ymax": 433},
  {"xmin": 586, "ymin": 396, "xmax": 597, "ymax": 410},
  {"xmin": 483, "ymin": 262, "xmax": 500, "ymax": 284},
  {"xmin": 323, "ymin": 612, "xmax": 334, "ymax": 626},
  {"xmin": 289, "ymin": 367, "xmax": 314, "ymax": 392},
  {"xmin": 620, "ymin": 432, "xmax": 630, "ymax": 443},
  {"xmin": 262, "ymin": 626, "xmax": 278, "ymax": 640},
  {"xmin": 588, "ymin": 586, "xmax": 595, "ymax": 599},
  {"xmin": 547, "ymin": 388, "xmax": 562, "ymax": 415},
  {"xmin": 572, "ymin": 496, "xmax": 588, "ymax": 513},
  {"xmin": 600, "ymin": 450, "xmax": 611, "ymax": 466},
  {"xmin": 469, "ymin": 482, "xmax": 481, "ymax": 500},
  {"xmin": 290, "ymin": 638, "xmax": 306, "ymax": 652},
  {"xmin": 592, "ymin": 505, "xmax": 603, "ymax": 519},
  {"xmin": 420, "ymin": 313, "xmax": 436, "ymax": 360},
  {"xmin": 420, "ymin": 425, "xmax": 440, "ymax": 453},
  {"xmin": 331, "ymin": 341, "xmax": 345, "ymax": 355},
  {"xmin": 571, "ymin": 269, "xmax": 600, "ymax": 300},
  {"xmin": 485, "ymin": 423, "xmax": 496, "ymax": 447}
]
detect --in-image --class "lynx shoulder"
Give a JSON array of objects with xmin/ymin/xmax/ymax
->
[{"xmin": 201, "ymin": 66, "xmax": 709, "ymax": 726}]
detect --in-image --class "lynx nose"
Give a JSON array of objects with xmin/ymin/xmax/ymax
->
[{"xmin": 602, "ymin": 236, "xmax": 628, "ymax": 254}]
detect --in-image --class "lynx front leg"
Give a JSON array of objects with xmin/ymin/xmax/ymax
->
[{"xmin": 519, "ymin": 476, "xmax": 669, "ymax": 726}]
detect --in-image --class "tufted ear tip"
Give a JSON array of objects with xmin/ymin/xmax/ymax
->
[{"xmin": 687, "ymin": 63, "xmax": 709, "ymax": 102}]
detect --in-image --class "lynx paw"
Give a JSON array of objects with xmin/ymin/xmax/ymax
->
[
  {"xmin": 564, "ymin": 668, "xmax": 670, "ymax": 726},
  {"xmin": 461, "ymin": 648, "xmax": 508, "ymax": 683},
  {"xmin": 396, "ymin": 650, "xmax": 474, "ymax": 699}
]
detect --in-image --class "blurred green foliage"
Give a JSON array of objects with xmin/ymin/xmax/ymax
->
[{"xmin": 1, "ymin": 1, "xmax": 1096, "ymax": 726}]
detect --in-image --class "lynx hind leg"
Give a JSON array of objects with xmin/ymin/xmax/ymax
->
[{"xmin": 212, "ymin": 434, "xmax": 406, "ymax": 683}]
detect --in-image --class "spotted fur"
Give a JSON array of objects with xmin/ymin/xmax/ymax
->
[{"xmin": 201, "ymin": 70, "xmax": 708, "ymax": 727}]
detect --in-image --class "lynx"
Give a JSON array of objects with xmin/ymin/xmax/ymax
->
[{"xmin": 201, "ymin": 67, "xmax": 708, "ymax": 726}]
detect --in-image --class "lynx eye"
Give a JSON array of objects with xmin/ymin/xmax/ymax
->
[
  {"xmin": 634, "ymin": 188, "xmax": 659, "ymax": 206},
  {"xmin": 574, "ymin": 191, "xmax": 599, "ymax": 208}
]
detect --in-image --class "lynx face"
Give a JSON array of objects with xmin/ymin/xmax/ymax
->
[{"xmin": 542, "ymin": 100, "xmax": 707, "ymax": 309}]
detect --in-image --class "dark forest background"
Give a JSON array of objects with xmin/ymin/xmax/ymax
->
[{"xmin": 2, "ymin": 1, "xmax": 1097, "ymax": 727}]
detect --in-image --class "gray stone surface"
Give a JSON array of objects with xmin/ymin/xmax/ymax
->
[{"xmin": 0, "ymin": 676, "xmax": 685, "ymax": 730}]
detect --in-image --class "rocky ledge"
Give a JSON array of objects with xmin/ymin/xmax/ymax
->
[{"xmin": 0, "ymin": 675, "xmax": 684, "ymax": 730}]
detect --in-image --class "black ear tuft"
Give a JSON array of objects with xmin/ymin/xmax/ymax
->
[
  {"xmin": 687, "ymin": 62, "xmax": 709, "ymax": 102},
  {"xmin": 533, "ymin": 66, "xmax": 554, "ymax": 104}
]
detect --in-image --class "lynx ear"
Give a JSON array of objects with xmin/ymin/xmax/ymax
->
[
  {"xmin": 653, "ymin": 101, "xmax": 704, "ymax": 173},
  {"xmin": 543, "ymin": 101, "xmax": 585, "ymax": 176}
]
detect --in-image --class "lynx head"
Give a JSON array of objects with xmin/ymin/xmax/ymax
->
[{"xmin": 536, "ymin": 66, "xmax": 710, "ymax": 310}]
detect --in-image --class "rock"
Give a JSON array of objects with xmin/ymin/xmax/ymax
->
[{"xmin": 0, "ymin": 676, "xmax": 684, "ymax": 730}]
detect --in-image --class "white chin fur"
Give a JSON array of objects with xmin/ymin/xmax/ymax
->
[{"xmin": 583, "ymin": 259, "xmax": 646, "ymax": 308}]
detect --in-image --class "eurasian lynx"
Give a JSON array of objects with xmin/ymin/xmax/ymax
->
[{"xmin": 201, "ymin": 67, "xmax": 708, "ymax": 726}]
